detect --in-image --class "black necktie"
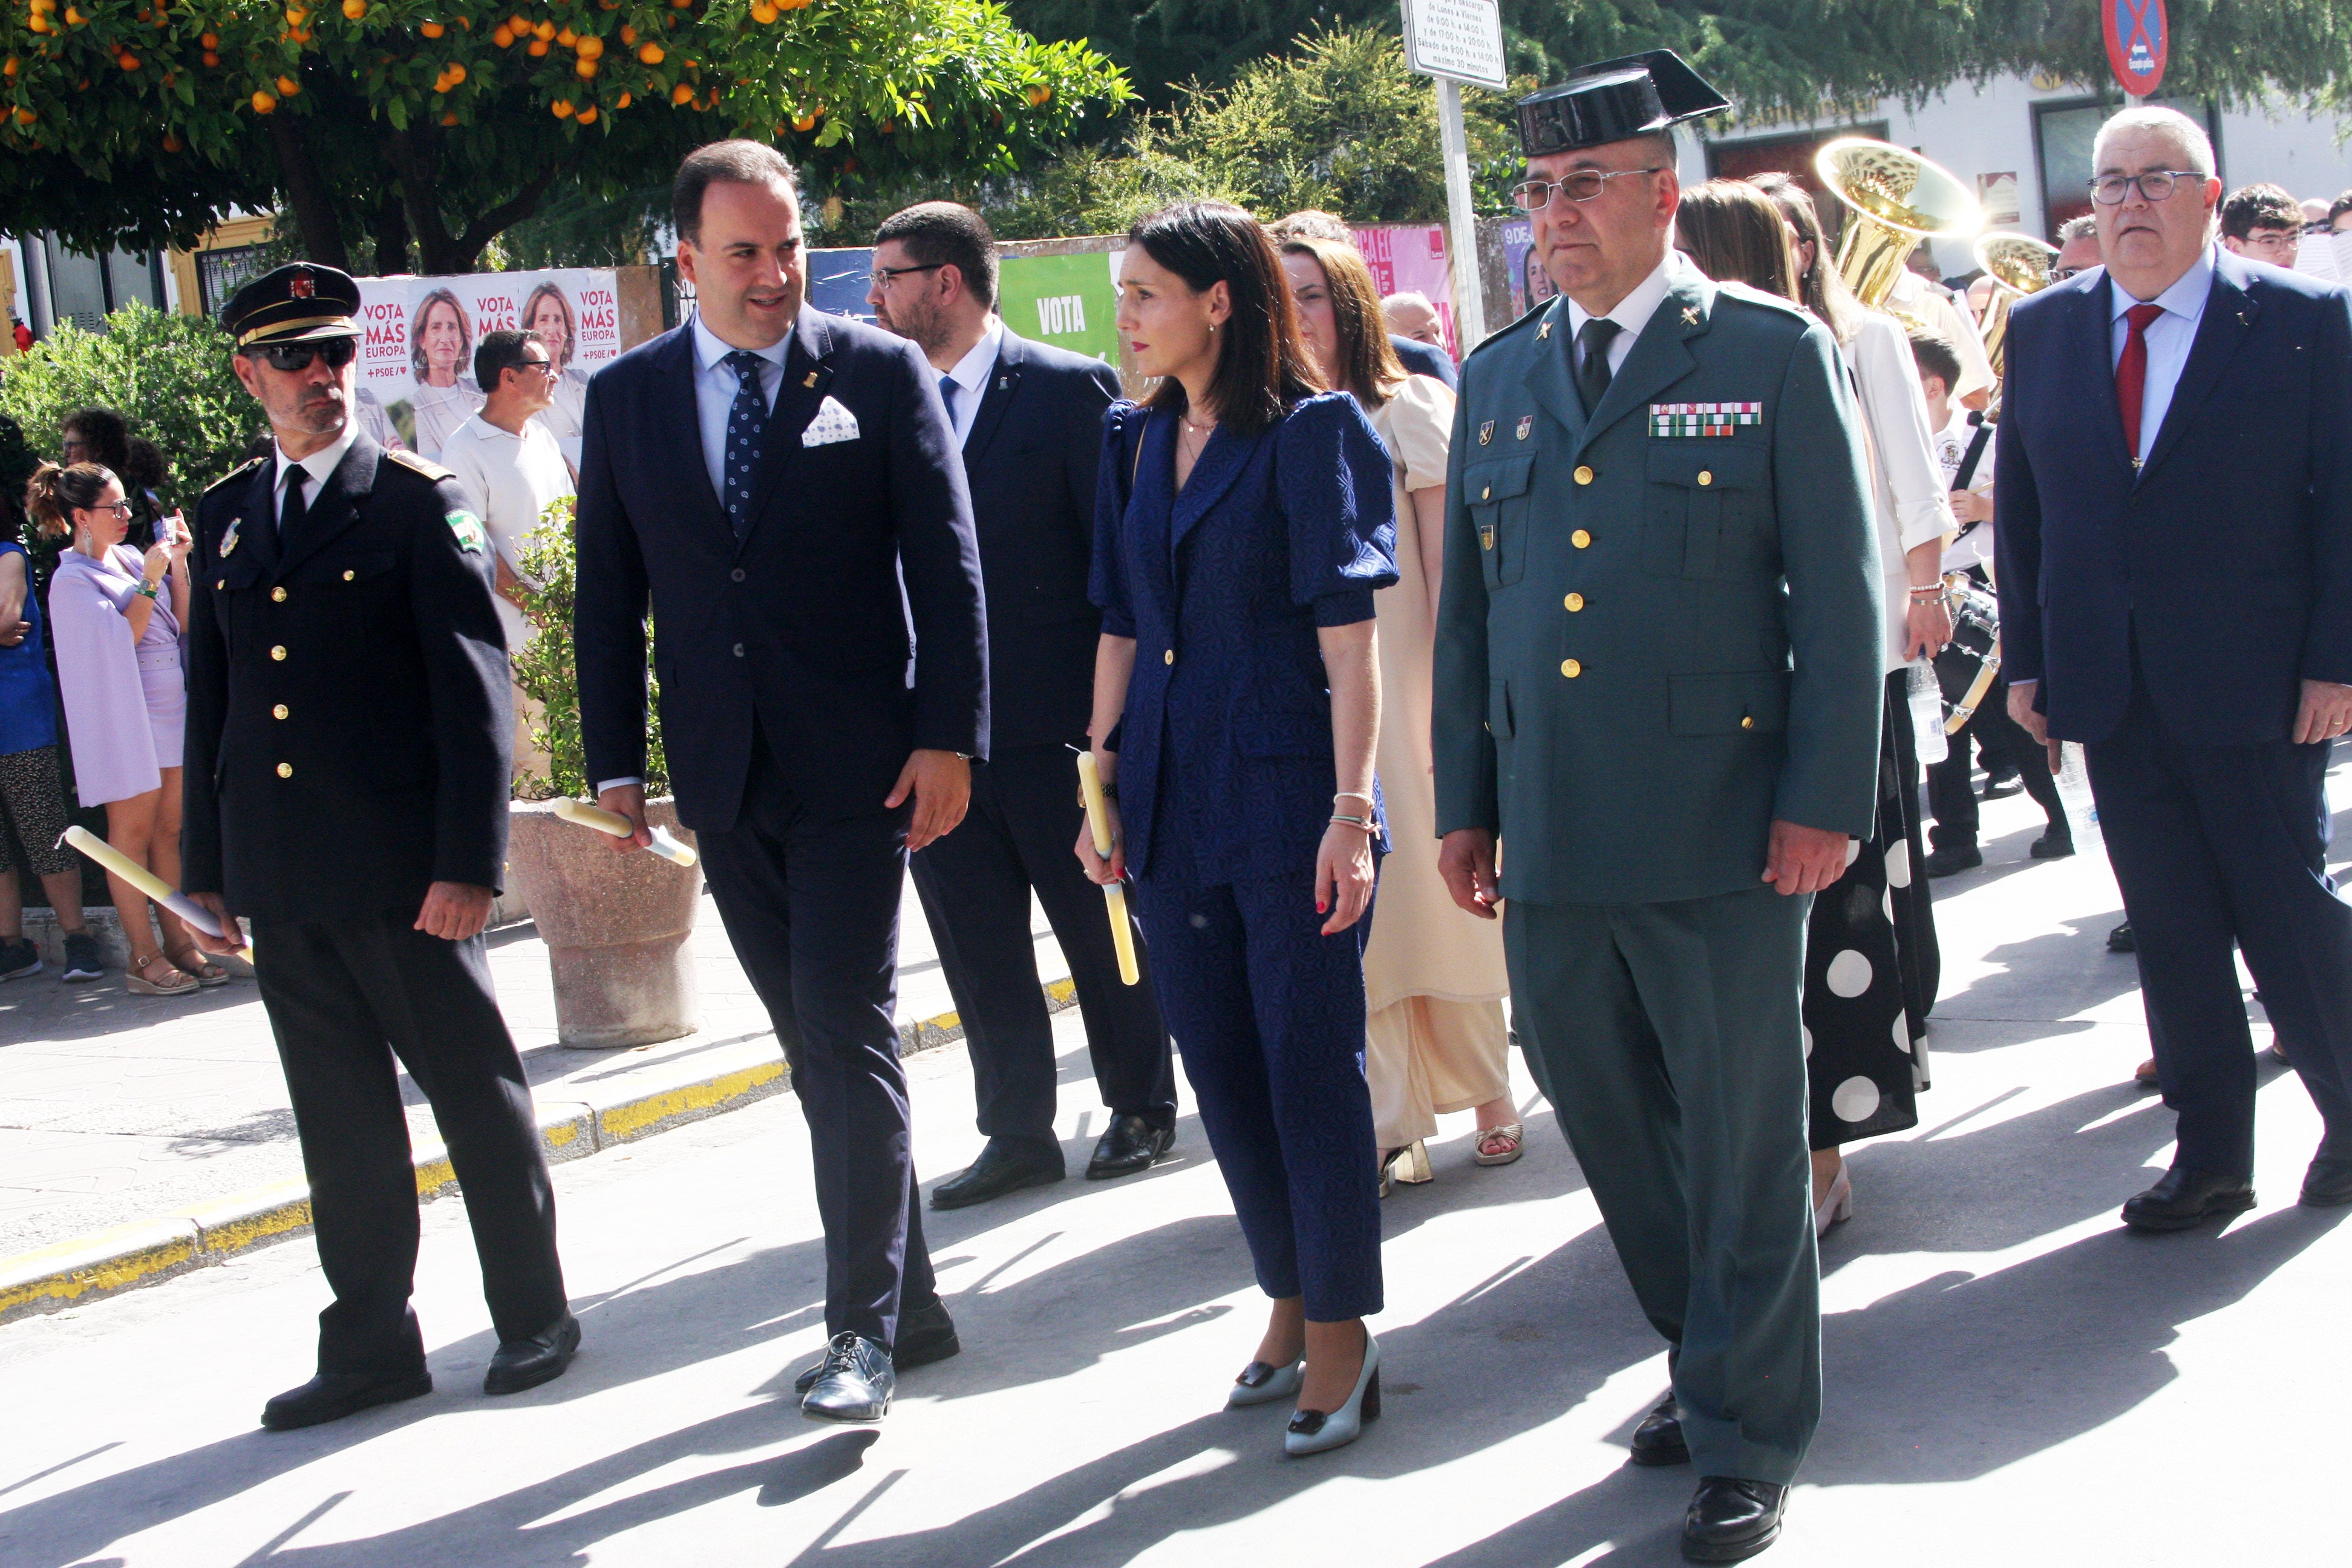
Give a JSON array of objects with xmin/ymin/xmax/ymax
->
[
  {"xmin": 278, "ymin": 466, "xmax": 307, "ymax": 549},
  {"xmin": 1576, "ymin": 318, "xmax": 1621, "ymax": 417},
  {"xmin": 722, "ymin": 349, "xmax": 770, "ymax": 539}
]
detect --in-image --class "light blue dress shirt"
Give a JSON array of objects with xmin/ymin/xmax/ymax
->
[
  {"xmin": 2108, "ymin": 244, "xmax": 2215, "ymax": 465},
  {"xmin": 690, "ymin": 313, "xmax": 788, "ymax": 500}
]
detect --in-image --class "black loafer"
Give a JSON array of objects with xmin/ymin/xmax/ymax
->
[
  {"xmin": 802, "ymin": 1332, "xmax": 894, "ymax": 1424},
  {"xmin": 261, "ymin": 1369, "xmax": 433, "ymax": 1431},
  {"xmin": 1981, "ymin": 775, "xmax": 2024, "ymax": 800},
  {"xmin": 2121, "ymin": 1165, "xmax": 2256, "ymax": 1231},
  {"xmin": 2301, "ymin": 1157, "xmax": 2352, "ymax": 1207},
  {"xmin": 1683, "ymin": 1477, "xmax": 1787, "ymax": 1563},
  {"xmin": 2108, "ymin": 921, "xmax": 2136, "ymax": 953},
  {"xmin": 1630, "ymin": 1395, "xmax": 1689, "ymax": 1466},
  {"xmin": 1086, "ymin": 1112, "xmax": 1175, "ymax": 1180},
  {"xmin": 1922, "ymin": 844, "xmax": 1982, "ymax": 878},
  {"xmin": 930, "ymin": 1138, "xmax": 1065, "ymax": 1210},
  {"xmin": 2029, "ymin": 828, "xmax": 2075, "ymax": 860},
  {"xmin": 795, "ymin": 1298, "xmax": 960, "ymax": 1394},
  {"xmin": 484, "ymin": 1311, "xmax": 580, "ymax": 1396}
]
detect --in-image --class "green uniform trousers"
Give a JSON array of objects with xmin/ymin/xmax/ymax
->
[{"xmin": 1507, "ymin": 883, "xmax": 1820, "ymax": 1485}]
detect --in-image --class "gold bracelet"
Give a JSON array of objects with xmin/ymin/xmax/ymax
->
[{"xmin": 1329, "ymin": 813, "xmax": 1370, "ymax": 828}]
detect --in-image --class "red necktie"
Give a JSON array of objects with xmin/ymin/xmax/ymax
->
[{"xmin": 2115, "ymin": 302, "xmax": 2165, "ymax": 463}]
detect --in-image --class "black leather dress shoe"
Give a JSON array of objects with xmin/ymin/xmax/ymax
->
[
  {"xmin": 1981, "ymin": 774, "xmax": 2024, "ymax": 800},
  {"xmin": 795, "ymin": 1298, "xmax": 961, "ymax": 1393},
  {"xmin": 1682, "ymin": 1477, "xmax": 1787, "ymax": 1563},
  {"xmin": 261, "ymin": 1369, "xmax": 433, "ymax": 1431},
  {"xmin": 2301, "ymin": 1157, "xmax": 2352, "ymax": 1207},
  {"xmin": 931, "ymin": 1138, "xmax": 1064, "ymax": 1210},
  {"xmin": 2029, "ymin": 827, "xmax": 2076, "ymax": 860},
  {"xmin": 2121, "ymin": 1166, "xmax": 2256, "ymax": 1231},
  {"xmin": 1922, "ymin": 844, "xmax": 1982, "ymax": 878},
  {"xmin": 802, "ymin": 1332, "xmax": 894, "ymax": 1423},
  {"xmin": 1630, "ymin": 1395, "xmax": 1689, "ymax": 1466},
  {"xmin": 2108, "ymin": 921, "xmax": 2136, "ymax": 953},
  {"xmin": 1086, "ymin": 1113, "xmax": 1174, "ymax": 1180},
  {"xmin": 485, "ymin": 1311, "xmax": 580, "ymax": 1396}
]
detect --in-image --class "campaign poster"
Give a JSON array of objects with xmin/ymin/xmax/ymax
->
[
  {"xmin": 996, "ymin": 251, "xmax": 1122, "ymax": 364},
  {"xmin": 1500, "ymin": 218, "xmax": 1557, "ymax": 322},
  {"xmin": 354, "ymin": 268, "xmax": 622, "ymax": 466},
  {"xmin": 805, "ymin": 248, "xmax": 878, "ymax": 324},
  {"xmin": 1350, "ymin": 223, "xmax": 1457, "ymax": 359}
]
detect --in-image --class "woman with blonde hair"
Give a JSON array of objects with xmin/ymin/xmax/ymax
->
[
  {"xmin": 1278, "ymin": 233, "xmax": 1517, "ymax": 1192},
  {"xmin": 33, "ymin": 461, "xmax": 223, "ymax": 995}
]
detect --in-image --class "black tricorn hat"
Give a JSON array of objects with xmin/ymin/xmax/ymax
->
[
  {"xmin": 1516, "ymin": 49, "xmax": 1730, "ymax": 158},
  {"xmin": 220, "ymin": 263, "xmax": 362, "ymax": 350}
]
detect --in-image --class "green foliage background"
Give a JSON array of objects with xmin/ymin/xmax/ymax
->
[
  {"xmin": 509, "ymin": 495, "xmax": 668, "ymax": 802},
  {"xmin": 0, "ymin": 304, "xmax": 265, "ymax": 513}
]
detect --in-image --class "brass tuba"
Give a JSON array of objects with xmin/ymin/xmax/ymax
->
[
  {"xmin": 1812, "ymin": 138, "xmax": 1984, "ymax": 311},
  {"xmin": 1971, "ymin": 232, "xmax": 2058, "ymax": 381}
]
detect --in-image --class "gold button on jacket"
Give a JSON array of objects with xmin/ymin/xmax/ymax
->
[
  {"xmin": 269, "ymin": 645, "xmax": 287, "ymax": 661},
  {"xmin": 343, "ymin": 569, "xmax": 356, "ymax": 581},
  {"xmin": 1571, "ymin": 529, "xmax": 1592, "ymax": 549},
  {"xmin": 1560, "ymin": 658, "xmax": 1583, "ymax": 679},
  {"xmin": 271, "ymin": 586, "xmax": 287, "ymax": 603},
  {"xmin": 1573, "ymin": 465, "xmax": 1595, "ymax": 486},
  {"xmin": 1163, "ymin": 648, "xmax": 1175, "ymax": 665},
  {"xmin": 1564, "ymin": 592, "xmax": 1585, "ymax": 612},
  {"xmin": 276, "ymin": 762, "xmax": 293, "ymax": 778},
  {"xmin": 272, "ymin": 704, "xmax": 289, "ymax": 720},
  {"xmin": 1697, "ymin": 470, "xmax": 1714, "ymax": 487}
]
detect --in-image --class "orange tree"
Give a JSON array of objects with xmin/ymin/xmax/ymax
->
[{"xmin": 0, "ymin": 0, "xmax": 1129, "ymax": 272}]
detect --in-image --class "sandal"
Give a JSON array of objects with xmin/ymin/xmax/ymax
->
[
  {"xmin": 1473, "ymin": 1122, "xmax": 1525, "ymax": 1167},
  {"xmin": 127, "ymin": 951, "xmax": 200, "ymax": 998},
  {"xmin": 165, "ymin": 944, "xmax": 231, "ymax": 988},
  {"xmin": 1378, "ymin": 1140, "xmax": 1432, "ymax": 1199}
]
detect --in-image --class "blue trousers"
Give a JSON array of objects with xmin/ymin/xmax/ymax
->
[
  {"xmin": 1129, "ymin": 870, "xmax": 1384, "ymax": 1321},
  {"xmin": 2088, "ymin": 676, "xmax": 2352, "ymax": 1178}
]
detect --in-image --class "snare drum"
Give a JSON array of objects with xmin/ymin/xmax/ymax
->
[{"xmin": 1933, "ymin": 576, "xmax": 2002, "ymax": 733}]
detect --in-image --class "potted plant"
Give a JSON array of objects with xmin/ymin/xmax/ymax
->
[{"xmin": 506, "ymin": 496, "xmax": 702, "ymax": 1049}]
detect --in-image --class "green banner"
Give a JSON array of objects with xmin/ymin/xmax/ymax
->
[{"xmin": 996, "ymin": 250, "xmax": 1120, "ymax": 364}]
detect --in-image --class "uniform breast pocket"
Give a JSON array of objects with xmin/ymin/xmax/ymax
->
[
  {"xmin": 1643, "ymin": 445, "xmax": 1768, "ymax": 580},
  {"xmin": 1463, "ymin": 454, "xmax": 1535, "ymax": 590}
]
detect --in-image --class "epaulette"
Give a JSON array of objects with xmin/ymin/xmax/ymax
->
[
  {"xmin": 201, "ymin": 454, "xmax": 268, "ymax": 496},
  {"xmin": 1467, "ymin": 297, "xmax": 1560, "ymax": 359},
  {"xmin": 384, "ymin": 448, "xmax": 457, "ymax": 482},
  {"xmin": 1711, "ymin": 280, "xmax": 1812, "ymax": 322}
]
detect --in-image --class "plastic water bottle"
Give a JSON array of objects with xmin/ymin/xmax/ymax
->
[
  {"xmin": 1907, "ymin": 663, "xmax": 1949, "ymax": 767},
  {"xmin": 2053, "ymin": 741, "xmax": 2102, "ymax": 851}
]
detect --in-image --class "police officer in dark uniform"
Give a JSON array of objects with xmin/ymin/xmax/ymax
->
[{"xmin": 183, "ymin": 264, "xmax": 577, "ymax": 1431}]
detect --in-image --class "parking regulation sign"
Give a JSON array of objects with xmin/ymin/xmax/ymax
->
[
  {"xmin": 1402, "ymin": 0, "xmax": 1507, "ymax": 91},
  {"xmin": 2104, "ymin": 0, "xmax": 2168, "ymax": 97}
]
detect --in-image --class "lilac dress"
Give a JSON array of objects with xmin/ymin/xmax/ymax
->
[{"xmin": 49, "ymin": 544, "xmax": 185, "ymax": 807}]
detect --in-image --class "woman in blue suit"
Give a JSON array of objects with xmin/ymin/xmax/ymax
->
[{"xmin": 1077, "ymin": 201, "xmax": 1398, "ymax": 1456}]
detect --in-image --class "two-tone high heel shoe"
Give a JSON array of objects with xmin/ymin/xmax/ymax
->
[
  {"xmin": 1226, "ymin": 1356, "xmax": 1303, "ymax": 1408},
  {"xmin": 1285, "ymin": 1334, "xmax": 1380, "ymax": 1455},
  {"xmin": 1378, "ymin": 1141, "xmax": 1431, "ymax": 1198}
]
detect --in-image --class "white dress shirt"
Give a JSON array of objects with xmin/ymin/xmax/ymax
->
[
  {"xmin": 691, "ymin": 313, "xmax": 789, "ymax": 500},
  {"xmin": 1564, "ymin": 250, "xmax": 1679, "ymax": 379},
  {"xmin": 440, "ymin": 412, "xmax": 575, "ymax": 650},
  {"xmin": 1933, "ymin": 406, "xmax": 1998, "ymax": 574},
  {"xmin": 2109, "ymin": 244, "xmax": 2215, "ymax": 465},
  {"xmin": 938, "ymin": 317, "xmax": 1004, "ymax": 449},
  {"xmin": 272, "ymin": 420, "xmax": 361, "ymax": 516}
]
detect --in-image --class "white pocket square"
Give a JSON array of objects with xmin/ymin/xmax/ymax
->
[{"xmin": 802, "ymin": 395, "xmax": 861, "ymax": 447}]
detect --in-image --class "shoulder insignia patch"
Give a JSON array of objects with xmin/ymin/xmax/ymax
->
[
  {"xmin": 446, "ymin": 510, "xmax": 489, "ymax": 554},
  {"xmin": 387, "ymin": 448, "xmax": 458, "ymax": 482},
  {"xmin": 202, "ymin": 455, "xmax": 267, "ymax": 496}
]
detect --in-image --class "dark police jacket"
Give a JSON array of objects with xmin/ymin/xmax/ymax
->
[
  {"xmin": 183, "ymin": 433, "xmax": 514, "ymax": 923},
  {"xmin": 574, "ymin": 309, "xmax": 987, "ymax": 833},
  {"xmin": 959, "ymin": 329, "xmax": 1122, "ymax": 752},
  {"xmin": 1995, "ymin": 247, "xmax": 2352, "ymax": 746}
]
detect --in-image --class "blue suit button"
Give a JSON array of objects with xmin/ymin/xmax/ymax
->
[{"xmin": 734, "ymin": 643, "xmax": 746, "ymax": 658}]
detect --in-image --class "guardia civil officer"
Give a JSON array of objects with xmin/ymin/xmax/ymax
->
[
  {"xmin": 183, "ymin": 265, "xmax": 576, "ymax": 1431},
  {"xmin": 1429, "ymin": 55, "xmax": 1883, "ymax": 1562}
]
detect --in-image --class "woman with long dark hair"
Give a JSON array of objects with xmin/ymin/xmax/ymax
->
[
  {"xmin": 1079, "ymin": 201, "xmax": 1397, "ymax": 1455},
  {"xmin": 1682, "ymin": 177, "xmax": 1952, "ymax": 1234}
]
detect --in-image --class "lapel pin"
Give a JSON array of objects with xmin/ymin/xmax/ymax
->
[
  {"xmin": 803, "ymin": 371, "xmax": 819, "ymax": 388},
  {"xmin": 1682, "ymin": 306, "xmax": 1701, "ymax": 325},
  {"xmin": 1478, "ymin": 420, "xmax": 1495, "ymax": 445},
  {"xmin": 1517, "ymin": 416, "xmax": 1534, "ymax": 440},
  {"xmin": 1537, "ymin": 319, "xmax": 1552, "ymax": 339}
]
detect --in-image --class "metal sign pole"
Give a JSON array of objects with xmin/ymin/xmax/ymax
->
[{"xmin": 1435, "ymin": 76, "xmax": 1486, "ymax": 352}]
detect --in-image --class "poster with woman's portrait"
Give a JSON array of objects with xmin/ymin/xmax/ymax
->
[{"xmin": 355, "ymin": 269, "xmax": 622, "ymax": 464}]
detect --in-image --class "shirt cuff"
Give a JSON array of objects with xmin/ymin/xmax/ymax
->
[{"xmin": 593, "ymin": 776, "xmax": 643, "ymax": 794}]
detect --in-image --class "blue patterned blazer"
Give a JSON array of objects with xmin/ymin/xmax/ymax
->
[{"xmin": 1090, "ymin": 391, "xmax": 1399, "ymax": 884}]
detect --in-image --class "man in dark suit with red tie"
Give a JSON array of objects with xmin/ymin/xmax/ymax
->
[
  {"xmin": 574, "ymin": 143, "xmax": 988, "ymax": 1422},
  {"xmin": 1997, "ymin": 106, "xmax": 2352, "ymax": 1230},
  {"xmin": 866, "ymin": 202, "xmax": 1177, "ymax": 1208}
]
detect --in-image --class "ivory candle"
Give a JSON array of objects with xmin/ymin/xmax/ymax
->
[
  {"xmin": 59, "ymin": 825, "xmax": 245, "ymax": 952},
  {"xmin": 552, "ymin": 798, "xmax": 699, "ymax": 868},
  {"xmin": 1074, "ymin": 751, "xmax": 1140, "ymax": 986}
]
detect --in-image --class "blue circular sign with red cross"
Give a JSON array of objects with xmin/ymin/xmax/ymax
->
[{"xmin": 2106, "ymin": 0, "xmax": 2169, "ymax": 96}]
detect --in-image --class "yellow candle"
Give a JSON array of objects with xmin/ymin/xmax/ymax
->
[
  {"xmin": 1075, "ymin": 751, "xmax": 1140, "ymax": 986},
  {"xmin": 553, "ymin": 797, "xmax": 699, "ymax": 867},
  {"xmin": 60, "ymin": 825, "xmax": 249, "ymax": 956}
]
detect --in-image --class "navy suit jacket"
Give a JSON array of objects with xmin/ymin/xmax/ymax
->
[
  {"xmin": 1996, "ymin": 248, "xmax": 2352, "ymax": 745},
  {"xmin": 1392, "ymin": 333, "xmax": 1457, "ymax": 390},
  {"xmin": 959, "ymin": 330, "xmax": 1122, "ymax": 751},
  {"xmin": 575, "ymin": 309, "xmax": 987, "ymax": 832}
]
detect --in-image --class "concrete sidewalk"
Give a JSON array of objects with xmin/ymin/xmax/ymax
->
[{"xmin": 0, "ymin": 874, "xmax": 1073, "ymax": 1317}]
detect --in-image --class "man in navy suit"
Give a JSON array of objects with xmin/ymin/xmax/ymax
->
[
  {"xmin": 575, "ymin": 142, "xmax": 987, "ymax": 1422},
  {"xmin": 867, "ymin": 203, "xmax": 1178, "ymax": 1209},
  {"xmin": 1997, "ymin": 106, "xmax": 2352, "ymax": 1230}
]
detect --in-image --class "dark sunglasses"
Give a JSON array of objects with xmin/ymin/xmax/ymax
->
[{"xmin": 249, "ymin": 337, "xmax": 358, "ymax": 373}]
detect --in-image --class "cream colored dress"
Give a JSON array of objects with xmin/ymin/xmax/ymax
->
[{"xmin": 1362, "ymin": 374, "xmax": 1513, "ymax": 1149}]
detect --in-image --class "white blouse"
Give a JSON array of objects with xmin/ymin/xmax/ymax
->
[{"xmin": 1841, "ymin": 310, "xmax": 1956, "ymax": 673}]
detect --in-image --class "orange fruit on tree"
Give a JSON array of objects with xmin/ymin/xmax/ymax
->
[
  {"xmin": 556, "ymin": 25, "xmax": 574, "ymax": 44},
  {"xmin": 278, "ymin": 73, "xmax": 300, "ymax": 94},
  {"xmin": 421, "ymin": 19, "xmax": 444, "ymax": 36},
  {"xmin": 445, "ymin": 60, "xmax": 465, "ymax": 82},
  {"xmin": 533, "ymin": 18, "xmax": 554, "ymax": 38},
  {"xmin": 203, "ymin": 50, "xmax": 220, "ymax": 64},
  {"xmin": 576, "ymin": 34, "xmax": 601, "ymax": 57},
  {"xmin": 119, "ymin": 51, "xmax": 139, "ymax": 68},
  {"xmin": 618, "ymin": 22, "xmax": 635, "ymax": 42},
  {"xmin": 573, "ymin": 56, "xmax": 595, "ymax": 77},
  {"xmin": 251, "ymin": 88, "xmax": 277, "ymax": 111},
  {"xmin": 750, "ymin": 1, "xmax": 776, "ymax": 21},
  {"xmin": 341, "ymin": 0, "xmax": 365, "ymax": 18},
  {"xmin": 615, "ymin": 88, "xmax": 630, "ymax": 106},
  {"xmin": 576, "ymin": 103, "xmax": 597, "ymax": 123},
  {"xmin": 163, "ymin": 131, "xmax": 182, "ymax": 149},
  {"xmin": 13, "ymin": 106, "xmax": 36, "ymax": 124},
  {"xmin": 200, "ymin": 29, "xmax": 218, "ymax": 45},
  {"xmin": 550, "ymin": 96, "xmax": 572, "ymax": 115},
  {"xmin": 637, "ymin": 41, "xmax": 662, "ymax": 62},
  {"xmin": 508, "ymin": 12, "xmax": 528, "ymax": 32},
  {"xmin": 492, "ymin": 25, "xmax": 512, "ymax": 45},
  {"xmin": 528, "ymin": 39, "xmax": 547, "ymax": 54},
  {"xmin": 670, "ymin": 81, "xmax": 692, "ymax": 103}
]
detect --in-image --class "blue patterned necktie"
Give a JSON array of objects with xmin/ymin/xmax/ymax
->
[{"xmin": 722, "ymin": 348, "xmax": 770, "ymax": 538}]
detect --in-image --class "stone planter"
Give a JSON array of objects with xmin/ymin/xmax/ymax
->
[{"xmin": 505, "ymin": 797, "xmax": 703, "ymax": 1049}]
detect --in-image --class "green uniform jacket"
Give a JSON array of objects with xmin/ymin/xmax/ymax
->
[{"xmin": 1432, "ymin": 261, "xmax": 1883, "ymax": 906}]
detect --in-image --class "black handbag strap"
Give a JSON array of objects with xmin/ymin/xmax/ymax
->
[{"xmin": 1953, "ymin": 414, "xmax": 1993, "ymax": 492}]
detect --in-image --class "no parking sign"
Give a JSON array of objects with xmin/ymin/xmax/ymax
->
[{"xmin": 2105, "ymin": 0, "xmax": 2168, "ymax": 97}]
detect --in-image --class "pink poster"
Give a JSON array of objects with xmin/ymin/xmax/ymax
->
[{"xmin": 1350, "ymin": 224, "xmax": 1457, "ymax": 361}]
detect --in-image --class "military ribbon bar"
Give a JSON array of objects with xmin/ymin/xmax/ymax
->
[{"xmin": 1650, "ymin": 401, "xmax": 1762, "ymax": 437}]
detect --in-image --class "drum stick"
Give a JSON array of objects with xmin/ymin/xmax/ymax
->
[
  {"xmin": 1075, "ymin": 751, "xmax": 1140, "ymax": 987},
  {"xmin": 553, "ymin": 798, "xmax": 699, "ymax": 868},
  {"xmin": 59, "ymin": 825, "xmax": 250, "ymax": 958}
]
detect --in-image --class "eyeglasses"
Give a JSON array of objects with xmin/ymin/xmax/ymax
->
[
  {"xmin": 2086, "ymin": 171, "xmax": 2201, "ymax": 206},
  {"xmin": 91, "ymin": 500, "xmax": 134, "ymax": 517},
  {"xmin": 2048, "ymin": 265, "xmax": 2083, "ymax": 283},
  {"xmin": 516, "ymin": 358, "xmax": 555, "ymax": 376},
  {"xmin": 2238, "ymin": 229, "xmax": 2299, "ymax": 254},
  {"xmin": 1510, "ymin": 168, "xmax": 1665, "ymax": 212},
  {"xmin": 249, "ymin": 337, "xmax": 358, "ymax": 373},
  {"xmin": 869, "ymin": 263, "xmax": 944, "ymax": 290}
]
